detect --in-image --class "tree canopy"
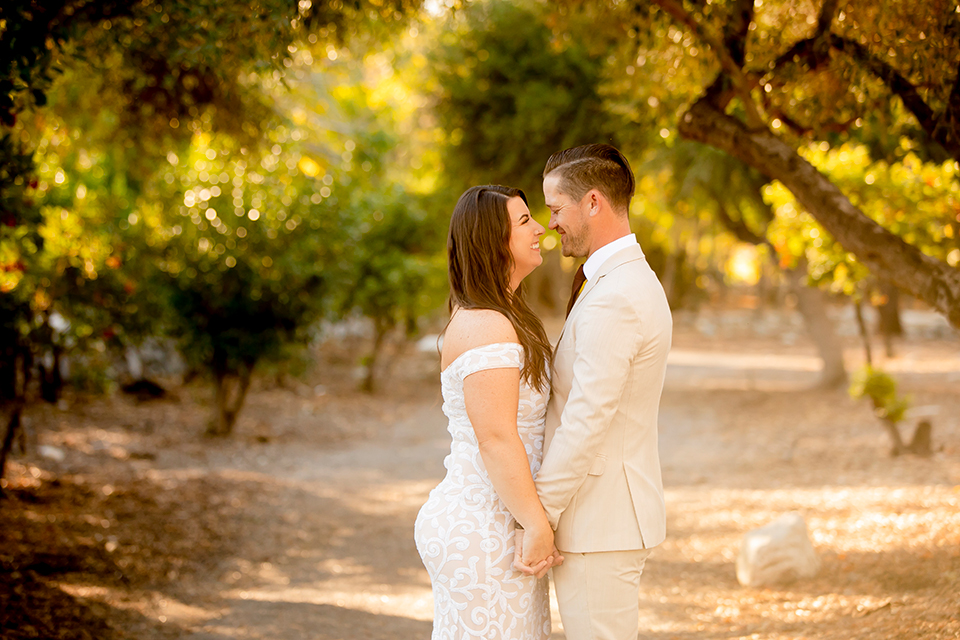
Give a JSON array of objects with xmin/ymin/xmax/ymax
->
[
  {"xmin": 633, "ymin": 0, "xmax": 960, "ymax": 327},
  {"xmin": 0, "ymin": 0, "xmax": 437, "ymax": 444},
  {"xmin": 429, "ymin": 0, "xmax": 615, "ymax": 197},
  {"xmin": 3, "ymin": 0, "xmax": 960, "ymax": 454}
]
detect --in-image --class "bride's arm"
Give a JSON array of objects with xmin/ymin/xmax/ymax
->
[{"xmin": 465, "ymin": 367, "xmax": 554, "ymax": 569}]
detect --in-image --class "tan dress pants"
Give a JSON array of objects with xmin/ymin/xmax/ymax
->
[{"xmin": 552, "ymin": 548, "xmax": 654, "ymax": 640}]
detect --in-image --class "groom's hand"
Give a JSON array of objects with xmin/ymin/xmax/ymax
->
[
  {"xmin": 530, "ymin": 545, "xmax": 564, "ymax": 579},
  {"xmin": 513, "ymin": 529, "xmax": 563, "ymax": 579}
]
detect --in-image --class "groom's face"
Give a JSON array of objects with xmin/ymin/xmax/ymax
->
[{"xmin": 543, "ymin": 174, "xmax": 589, "ymax": 258}]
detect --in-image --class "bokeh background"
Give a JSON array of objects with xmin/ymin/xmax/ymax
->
[{"xmin": 2, "ymin": 1, "xmax": 959, "ymax": 638}]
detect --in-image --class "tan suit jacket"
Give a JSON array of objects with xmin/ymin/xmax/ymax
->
[{"xmin": 536, "ymin": 243, "xmax": 672, "ymax": 553}]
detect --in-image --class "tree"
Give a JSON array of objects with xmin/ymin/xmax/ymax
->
[
  {"xmin": 0, "ymin": 136, "xmax": 44, "ymax": 489},
  {"xmin": 430, "ymin": 0, "xmax": 615, "ymax": 196},
  {"xmin": 427, "ymin": 0, "xmax": 628, "ymax": 314},
  {"xmin": 0, "ymin": 0, "xmax": 426, "ymax": 469},
  {"xmin": 764, "ymin": 141, "xmax": 960, "ymax": 355},
  {"xmin": 335, "ymin": 184, "xmax": 446, "ymax": 392},
  {"xmin": 662, "ymin": 142, "xmax": 849, "ymax": 386},
  {"xmin": 25, "ymin": 36, "xmax": 439, "ymax": 435},
  {"xmin": 159, "ymin": 129, "xmax": 341, "ymax": 436},
  {"xmin": 539, "ymin": 0, "xmax": 960, "ymax": 327},
  {"xmin": 642, "ymin": 0, "xmax": 960, "ymax": 328}
]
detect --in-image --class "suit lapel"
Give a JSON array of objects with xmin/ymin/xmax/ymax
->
[{"xmin": 554, "ymin": 244, "xmax": 645, "ymax": 349}]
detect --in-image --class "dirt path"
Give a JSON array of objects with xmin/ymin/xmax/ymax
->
[
  {"xmin": 163, "ymin": 338, "xmax": 960, "ymax": 639},
  {"xmin": 5, "ymin": 333, "xmax": 960, "ymax": 639}
]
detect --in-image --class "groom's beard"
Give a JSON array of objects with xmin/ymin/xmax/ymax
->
[{"xmin": 560, "ymin": 227, "xmax": 589, "ymax": 258}]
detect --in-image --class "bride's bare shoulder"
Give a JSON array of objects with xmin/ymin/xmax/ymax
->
[
  {"xmin": 448, "ymin": 308, "xmax": 517, "ymax": 340},
  {"xmin": 442, "ymin": 308, "xmax": 519, "ymax": 368}
]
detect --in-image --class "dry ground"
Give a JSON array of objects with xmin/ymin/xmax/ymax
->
[{"xmin": 2, "ymin": 325, "xmax": 959, "ymax": 639}]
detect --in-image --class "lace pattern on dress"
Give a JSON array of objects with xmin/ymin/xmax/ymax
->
[{"xmin": 415, "ymin": 342, "xmax": 550, "ymax": 640}]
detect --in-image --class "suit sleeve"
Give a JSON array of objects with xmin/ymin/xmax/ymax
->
[{"xmin": 536, "ymin": 287, "xmax": 641, "ymax": 529}]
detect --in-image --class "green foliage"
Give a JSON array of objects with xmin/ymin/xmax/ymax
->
[
  {"xmin": 336, "ymin": 184, "xmax": 447, "ymax": 335},
  {"xmin": 633, "ymin": 141, "xmax": 778, "ymax": 303},
  {"xmin": 0, "ymin": 135, "xmax": 43, "ymax": 304},
  {"xmin": 0, "ymin": 1, "xmax": 444, "ymax": 437},
  {"xmin": 156, "ymin": 128, "xmax": 339, "ymax": 377},
  {"xmin": 849, "ymin": 365, "xmax": 910, "ymax": 424},
  {"xmin": 747, "ymin": 0, "xmax": 960, "ymax": 163},
  {"xmin": 1, "ymin": 0, "xmax": 421, "ymax": 133},
  {"xmin": 579, "ymin": 3, "xmax": 713, "ymax": 154},
  {"xmin": 430, "ymin": 0, "xmax": 615, "ymax": 197},
  {"xmin": 19, "ymin": 40, "xmax": 445, "ymax": 400},
  {"xmin": 765, "ymin": 142, "xmax": 960, "ymax": 294}
]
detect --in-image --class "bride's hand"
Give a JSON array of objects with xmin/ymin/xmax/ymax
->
[
  {"xmin": 512, "ymin": 528, "xmax": 532, "ymax": 575},
  {"xmin": 513, "ymin": 528, "xmax": 541, "ymax": 576},
  {"xmin": 514, "ymin": 529, "xmax": 564, "ymax": 578},
  {"xmin": 520, "ymin": 522, "xmax": 554, "ymax": 569}
]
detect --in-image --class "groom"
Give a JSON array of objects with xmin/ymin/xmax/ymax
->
[{"xmin": 517, "ymin": 143, "xmax": 672, "ymax": 640}]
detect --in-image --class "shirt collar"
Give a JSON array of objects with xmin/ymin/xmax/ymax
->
[{"xmin": 582, "ymin": 233, "xmax": 639, "ymax": 282}]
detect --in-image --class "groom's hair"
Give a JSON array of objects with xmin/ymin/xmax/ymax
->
[{"xmin": 543, "ymin": 143, "xmax": 635, "ymax": 215}]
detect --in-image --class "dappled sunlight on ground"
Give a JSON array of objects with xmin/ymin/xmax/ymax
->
[{"xmin": 3, "ymin": 328, "xmax": 959, "ymax": 638}]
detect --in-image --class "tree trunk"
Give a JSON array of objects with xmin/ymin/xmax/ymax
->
[
  {"xmin": 876, "ymin": 279, "xmax": 903, "ymax": 358},
  {"xmin": 880, "ymin": 415, "xmax": 906, "ymax": 457},
  {"xmin": 527, "ymin": 245, "xmax": 562, "ymax": 315},
  {"xmin": 678, "ymin": 98, "xmax": 960, "ymax": 330},
  {"xmin": 361, "ymin": 319, "xmax": 391, "ymax": 394},
  {"xmin": 660, "ymin": 250, "xmax": 677, "ymax": 308},
  {"xmin": 0, "ymin": 406, "xmax": 23, "ymax": 494},
  {"xmin": 380, "ymin": 334, "xmax": 411, "ymax": 394},
  {"xmin": 783, "ymin": 265, "xmax": 847, "ymax": 388},
  {"xmin": 854, "ymin": 299, "xmax": 874, "ymax": 367},
  {"xmin": 207, "ymin": 362, "xmax": 254, "ymax": 437},
  {"xmin": 0, "ymin": 350, "xmax": 28, "ymax": 493},
  {"xmin": 39, "ymin": 345, "xmax": 62, "ymax": 403}
]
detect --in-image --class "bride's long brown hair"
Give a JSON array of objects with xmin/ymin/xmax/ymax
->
[{"xmin": 446, "ymin": 185, "xmax": 553, "ymax": 391}]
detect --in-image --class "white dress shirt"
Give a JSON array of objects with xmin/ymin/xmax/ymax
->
[{"xmin": 582, "ymin": 233, "xmax": 640, "ymax": 282}]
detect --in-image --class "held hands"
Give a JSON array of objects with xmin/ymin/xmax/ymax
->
[{"xmin": 512, "ymin": 526, "xmax": 564, "ymax": 580}]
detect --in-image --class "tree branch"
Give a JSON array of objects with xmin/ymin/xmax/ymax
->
[
  {"xmin": 649, "ymin": 0, "xmax": 764, "ymax": 128},
  {"xmin": 828, "ymin": 34, "xmax": 940, "ymax": 138},
  {"xmin": 814, "ymin": 0, "xmax": 841, "ymax": 47},
  {"xmin": 678, "ymin": 95, "xmax": 960, "ymax": 329},
  {"xmin": 937, "ymin": 55, "xmax": 960, "ymax": 157},
  {"xmin": 723, "ymin": 0, "xmax": 755, "ymax": 67},
  {"xmin": 766, "ymin": 0, "xmax": 839, "ymax": 73},
  {"xmin": 758, "ymin": 0, "xmax": 959, "ymax": 160},
  {"xmin": 757, "ymin": 91, "xmax": 860, "ymax": 137},
  {"xmin": 764, "ymin": 23, "xmax": 956, "ymax": 161}
]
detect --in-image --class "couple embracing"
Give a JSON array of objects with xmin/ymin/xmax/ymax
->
[{"xmin": 414, "ymin": 143, "xmax": 672, "ymax": 640}]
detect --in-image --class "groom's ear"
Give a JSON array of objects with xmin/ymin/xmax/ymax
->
[{"xmin": 586, "ymin": 190, "xmax": 602, "ymax": 217}]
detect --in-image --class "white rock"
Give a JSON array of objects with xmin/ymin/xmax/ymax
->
[
  {"xmin": 125, "ymin": 346, "xmax": 144, "ymax": 380},
  {"xmin": 736, "ymin": 512, "xmax": 820, "ymax": 587},
  {"xmin": 38, "ymin": 445, "xmax": 66, "ymax": 462}
]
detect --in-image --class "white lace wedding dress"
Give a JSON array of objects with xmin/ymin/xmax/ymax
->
[{"xmin": 414, "ymin": 342, "xmax": 551, "ymax": 640}]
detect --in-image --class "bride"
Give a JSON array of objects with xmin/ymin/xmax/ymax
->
[{"xmin": 415, "ymin": 185, "xmax": 563, "ymax": 639}]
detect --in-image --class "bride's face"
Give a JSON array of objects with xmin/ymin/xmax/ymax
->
[{"xmin": 506, "ymin": 196, "xmax": 544, "ymax": 289}]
